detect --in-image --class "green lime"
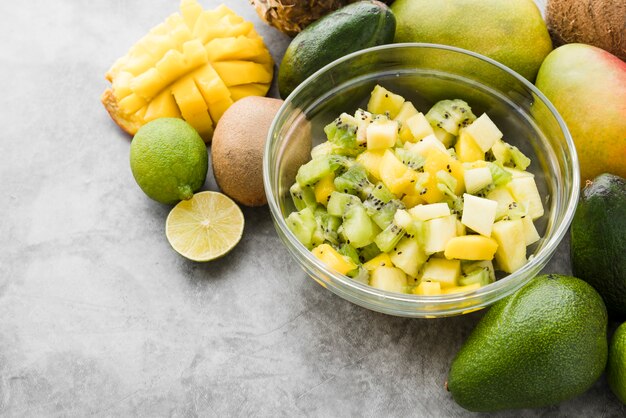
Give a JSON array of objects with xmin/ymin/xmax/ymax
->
[
  {"xmin": 166, "ymin": 191, "xmax": 244, "ymax": 262},
  {"xmin": 608, "ymin": 322, "xmax": 626, "ymax": 404},
  {"xmin": 130, "ymin": 118, "xmax": 208, "ymax": 204}
]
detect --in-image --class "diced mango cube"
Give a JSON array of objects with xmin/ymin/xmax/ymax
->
[
  {"xmin": 444, "ymin": 235, "xmax": 498, "ymax": 260},
  {"xmin": 312, "ymin": 244, "xmax": 357, "ymax": 275},
  {"xmin": 363, "ymin": 253, "xmax": 394, "ymax": 271},
  {"xmin": 356, "ymin": 150, "xmax": 385, "ymax": 180},
  {"xmin": 366, "ymin": 120, "xmax": 398, "ymax": 150},
  {"xmin": 413, "ymin": 281, "xmax": 442, "ymax": 296},
  {"xmin": 441, "ymin": 283, "xmax": 481, "ymax": 295},
  {"xmin": 455, "ymin": 130, "xmax": 485, "ymax": 162},
  {"xmin": 314, "ymin": 173, "xmax": 336, "ymax": 206},
  {"xmin": 422, "ymin": 258, "xmax": 461, "ymax": 288},
  {"xmin": 492, "ymin": 219, "xmax": 527, "ymax": 273},
  {"xmin": 405, "ymin": 112, "xmax": 435, "ymax": 142}
]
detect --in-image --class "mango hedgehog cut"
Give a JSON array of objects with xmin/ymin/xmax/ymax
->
[{"xmin": 101, "ymin": 0, "xmax": 274, "ymax": 142}]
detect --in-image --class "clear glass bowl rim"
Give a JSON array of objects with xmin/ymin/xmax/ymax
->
[{"xmin": 263, "ymin": 42, "xmax": 580, "ymax": 316}]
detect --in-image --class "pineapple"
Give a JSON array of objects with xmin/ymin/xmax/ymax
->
[{"xmin": 101, "ymin": 0, "xmax": 274, "ymax": 142}]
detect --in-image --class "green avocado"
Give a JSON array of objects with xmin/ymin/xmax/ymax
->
[
  {"xmin": 571, "ymin": 173, "xmax": 626, "ymax": 317},
  {"xmin": 447, "ymin": 274, "xmax": 608, "ymax": 412},
  {"xmin": 608, "ymin": 322, "xmax": 626, "ymax": 404},
  {"xmin": 278, "ymin": 0, "xmax": 395, "ymax": 98}
]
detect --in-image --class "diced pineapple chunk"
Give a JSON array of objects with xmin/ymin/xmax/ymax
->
[
  {"xmin": 379, "ymin": 149, "xmax": 419, "ymax": 195},
  {"xmin": 444, "ymin": 235, "xmax": 498, "ymax": 261},
  {"xmin": 491, "ymin": 219, "xmax": 527, "ymax": 273},
  {"xmin": 441, "ymin": 283, "xmax": 481, "ymax": 295},
  {"xmin": 311, "ymin": 244, "xmax": 357, "ymax": 275},
  {"xmin": 413, "ymin": 281, "xmax": 442, "ymax": 296},
  {"xmin": 405, "ymin": 112, "xmax": 435, "ymax": 142},
  {"xmin": 461, "ymin": 194, "xmax": 498, "ymax": 237},
  {"xmin": 464, "ymin": 113, "xmax": 503, "ymax": 152},
  {"xmin": 464, "ymin": 167, "xmax": 493, "ymax": 194},
  {"xmin": 390, "ymin": 237, "xmax": 427, "ymax": 277},
  {"xmin": 370, "ymin": 266, "xmax": 407, "ymax": 293},
  {"xmin": 424, "ymin": 214, "xmax": 457, "ymax": 254},
  {"xmin": 408, "ymin": 203, "xmax": 450, "ymax": 221},
  {"xmin": 485, "ymin": 187, "xmax": 517, "ymax": 220},
  {"xmin": 422, "ymin": 258, "xmax": 461, "ymax": 288},
  {"xmin": 314, "ymin": 173, "xmax": 336, "ymax": 206},
  {"xmin": 367, "ymin": 85, "xmax": 405, "ymax": 119},
  {"xmin": 506, "ymin": 177, "xmax": 544, "ymax": 220},
  {"xmin": 455, "ymin": 130, "xmax": 484, "ymax": 162},
  {"xmin": 363, "ymin": 253, "xmax": 394, "ymax": 271},
  {"xmin": 356, "ymin": 150, "xmax": 385, "ymax": 180},
  {"xmin": 405, "ymin": 134, "xmax": 447, "ymax": 156},
  {"xmin": 521, "ymin": 216, "xmax": 540, "ymax": 246},
  {"xmin": 394, "ymin": 101, "xmax": 419, "ymax": 123},
  {"xmin": 366, "ymin": 120, "xmax": 398, "ymax": 150}
]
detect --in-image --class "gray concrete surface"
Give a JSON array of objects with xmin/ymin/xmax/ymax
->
[{"xmin": 0, "ymin": 0, "xmax": 623, "ymax": 416}]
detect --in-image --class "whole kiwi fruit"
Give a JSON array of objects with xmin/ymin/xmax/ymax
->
[
  {"xmin": 546, "ymin": 0, "xmax": 625, "ymax": 60},
  {"xmin": 211, "ymin": 97, "xmax": 283, "ymax": 207}
]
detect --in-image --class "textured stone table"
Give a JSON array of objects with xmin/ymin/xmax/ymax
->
[{"xmin": 1, "ymin": 1, "xmax": 624, "ymax": 416}]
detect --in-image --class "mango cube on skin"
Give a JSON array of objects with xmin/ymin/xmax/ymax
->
[
  {"xmin": 413, "ymin": 281, "xmax": 442, "ymax": 296},
  {"xmin": 444, "ymin": 235, "xmax": 498, "ymax": 261},
  {"xmin": 422, "ymin": 258, "xmax": 462, "ymax": 288},
  {"xmin": 369, "ymin": 266, "xmax": 407, "ymax": 293},
  {"xmin": 464, "ymin": 113, "xmax": 503, "ymax": 152},
  {"xmin": 462, "ymin": 194, "xmax": 498, "ymax": 237},
  {"xmin": 491, "ymin": 219, "xmax": 527, "ymax": 273},
  {"xmin": 363, "ymin": 253, "xmax": 394, "ymax": 271},
  {"xmin": 367, "ymin": 120, "xmax": 399, "ymax": 150},
  {"xmin": 311, "ymin": 244, "xmax": 356, "ymax": 275},
  {"xmin": 405, "ymin": 112, "xmax": 435, "ymax": 142},
  {"xmin": 367, "ymin": 85, "xmax": 405, "ymax": 119},
  {"xmin": 455, "ymin": 130, "xmax": 484, "ymax": 162}
]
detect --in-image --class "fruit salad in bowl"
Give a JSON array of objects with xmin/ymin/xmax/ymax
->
[{"xmin": 264, "ymin": 44, "xmax": 579, "ymax": 317}]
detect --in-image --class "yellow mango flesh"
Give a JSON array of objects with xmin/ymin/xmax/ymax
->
[
  {"xmin": 101, "ymin": 0, "xmax": 274, "ymax": 142},
  {"xmin": 444, "ymin": 235, "xmax": 498, "ymax": 260},
  {"xmin": 312, "ymin": 244, "xmax": 357, "ymax": 275},
  {"xmin": 314, "ymin": 173, "xmax": 336, "ymax": 206}
]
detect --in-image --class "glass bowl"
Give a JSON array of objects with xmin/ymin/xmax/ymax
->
[{"xmin": 263, "ymin": 43, "xmax": 579, "ymax": 318}]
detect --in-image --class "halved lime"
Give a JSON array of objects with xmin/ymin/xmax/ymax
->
[{"xmin": 166, "ymin": 191, "xmax": 244, "ymax": 261}]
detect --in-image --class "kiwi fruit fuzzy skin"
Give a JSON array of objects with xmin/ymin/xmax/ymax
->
[
  {"xmin": 546, "ymin": 0, "xmax": 626, "ymax": 61},
  {"xmin": 211, "ymin": 96, "xmax": 283, "ymax": 207}
]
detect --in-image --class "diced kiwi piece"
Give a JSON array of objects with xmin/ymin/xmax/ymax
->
[
  {"xmin": 338, "ymin": 243, "xmax": 360, "ymax": 265},
  {"xmin": 374, "ymin": 221, "xmax": 405, "ymax": 253},
  {"xmin": 347, "ymin": 265, "xmax": 369, "ymax": 285},
  {"xmin": 425, "ymin": 99, "xmax": 476, "ymax": 136},
  {"xmin": 324, "ymin": 113, "xmax": 364, "ymax": 156},
  {"xmin": 286, "ymin": 207, "xmax": 317, "ymax": 248},
  {"xmin": 342, "ymin": 204, "xmax": 377, "ymax": 248},
  {"xmin": 296, "ymin": 155, "xmax": 349, "ymax": 187},
  {"xmin": 334, "ymin": 164, "xmax": 373, "ymax": 195},
  {"xmin": 358, "ymin": 242, "xmax": 382, "ymax": 263},
  {"xmin": 363, "ymin": 183, "xmax": 397, "ymax": 220},
  {"xmin": 460, "ymin": 261, "xmax": 496, "ymax": 286},
  {"xmin": 491, "ymin": 139, "xmax": 531, "ymax": 170},
  {"xmin": 487, "ymin": 162, "xmax": 513, "ymax": 187},
  {"xmin": 368, "ymin": 199, "xmax": 404, "ymax": 230},
  {"xmin": 290, "ymin": 182, "xmax": 317, "ymax": 211},
  {"xmin": 395, "ymin": 148, "xmax": 425, "ymax": 171},
  {"xmin": 312, "ymin": 207, "xmax": 341, "ymax": 245},
  {"xmin": 327, "ymin": 191, "xmax": 361, "ymax": 217},
  {"xmin": 389, "ymin": 236, "xmax": 427, "ymax": 278}
]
